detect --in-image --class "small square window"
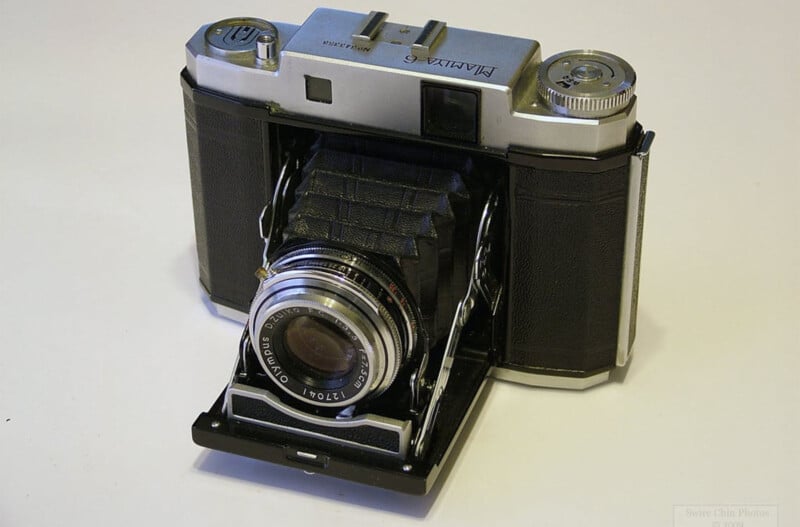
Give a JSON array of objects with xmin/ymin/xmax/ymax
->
[
  {"xmin": 305, "ymin": 75, "xmax": 332, "ymax": 104},
  {"xmin": 421, "ymin": 83, "xmax": 480, "ymax": 143}
]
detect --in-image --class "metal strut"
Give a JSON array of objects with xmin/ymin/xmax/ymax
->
[{"xmin": 413, "ymin": 192, "xmax": 502, "ymax": 458}]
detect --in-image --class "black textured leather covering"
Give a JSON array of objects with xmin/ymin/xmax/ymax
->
[
  {"xmin": 183, "ymin": 86, "xmax": 272, "ymax": 311},
  {"xmin": 504, "ymin": 160, "xmax": 630, "ymax": 375}
]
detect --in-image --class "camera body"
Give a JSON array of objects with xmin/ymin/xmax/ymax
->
[{"xmin": 184, "ymin": 8, "xmax": 654, "ymax": 494}]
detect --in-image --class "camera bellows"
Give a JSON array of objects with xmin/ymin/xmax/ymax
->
[{"xmin": 284, "ymin": 146, "xmax": 471, "ymax": 342}]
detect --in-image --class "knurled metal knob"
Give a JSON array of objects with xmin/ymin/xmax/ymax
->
[{"xmin": 537, "ymin": 50, "xmax": 636, "ymax": 118}]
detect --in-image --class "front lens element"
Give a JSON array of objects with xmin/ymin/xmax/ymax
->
[{"xmin": 284, "ymin": 315, "xmax": 357, "ymax": 378}]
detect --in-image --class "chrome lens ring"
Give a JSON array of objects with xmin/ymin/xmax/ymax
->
[
  {"xmin": 273, "ymin": 245, "xmax": 418, "ymax": 355},
  {"xmin": 249, "ymin": 246, "xmax": 417, "ymax": 407},
  {"xmin": 251, "ymin": 283, "xmax": 382, "ymax": 407}
]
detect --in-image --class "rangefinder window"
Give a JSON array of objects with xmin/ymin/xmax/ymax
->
[
  {"xmin": 305, "ymin": 75, "xmax": 332, "ymax": 104},
  {"xmin": 421, "ymin": 83, "xmax": 480, "ymax": 144}
]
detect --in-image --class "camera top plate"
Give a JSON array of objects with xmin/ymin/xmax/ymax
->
[
  {"xmin": 185, "ymin": 8, "xmax": 638, "ymax": 154},
  {"xmin": 283, "ymin": 9, "xmax": 536, "ymax": 88}
]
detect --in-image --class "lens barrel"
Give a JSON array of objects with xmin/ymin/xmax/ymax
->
[{"xmin": 249, "ymin": 245, "xmax": 417, "ymax": 407}]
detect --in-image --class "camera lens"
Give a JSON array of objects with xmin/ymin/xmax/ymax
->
[
  {"xmin": 249, "ymin": 245, "xmax": 418, "ymax": 407},
  {"xmin": 284, "ymin": 315, "xmax": 357, "ymax": 378}
]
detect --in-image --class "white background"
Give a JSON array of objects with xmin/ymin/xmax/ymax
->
[{"xmin": 1, "ymin": 0, "xmax": 797, "ymax": 525}]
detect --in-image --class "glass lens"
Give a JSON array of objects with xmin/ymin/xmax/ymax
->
[{"xmin": 284, "ymin": 315, "xmax": 357, "ymax": 378}]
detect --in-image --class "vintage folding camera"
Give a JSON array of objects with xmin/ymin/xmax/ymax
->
[{"xmin": 183, "ymin": 8, "xmax": 654, "ymax": 494}]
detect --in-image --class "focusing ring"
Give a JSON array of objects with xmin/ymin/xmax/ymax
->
[{"xmin": 249, "ymin": 245, "xmax": 418, "ymax": 407}]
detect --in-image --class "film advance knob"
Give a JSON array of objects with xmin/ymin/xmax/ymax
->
[{"xmin": 537, "ymin": 50, "xmax": 636, "ymax": 118}]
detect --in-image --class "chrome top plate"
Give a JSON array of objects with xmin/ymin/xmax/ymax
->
[{"xmin": 284, "ymin": 9, "xmax": 537, "ymax": 87}]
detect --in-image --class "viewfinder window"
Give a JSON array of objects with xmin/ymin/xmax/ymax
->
[
  {"xmin": 421, "ymin": 83, "xmax": 480, "ymax": 143},
  {"xmin": 305, "ymin": 76, "xmax": 332, "ymax": 104}
]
